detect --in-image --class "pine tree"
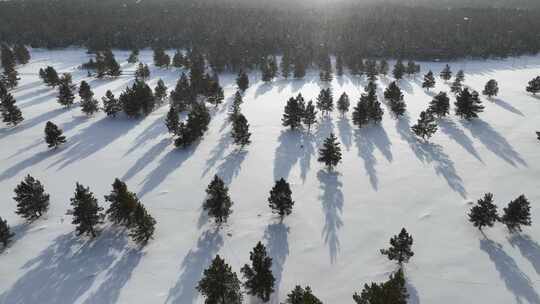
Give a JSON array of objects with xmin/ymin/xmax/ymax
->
[
  {"xmin": 135, "ymin": 63, "xmax": 150, "ymax": 81},
  {"xmin": 365, "ymin": 59, "xmax": 378, "ymax": 81},
  {"xmin": 282, "ymin": 97, "xmax": 303, "ymax": 130},
  {"xmin": 268, "ymin": 178, "xmax": 294, "ymax": 219},
  {"xmin": 293, "ymin": 59, "xmax": 306, "ymax": 79},
  {"xmin": 1, "ymin": 93, "xmax": 23, "ymax": 126},
  {"xmin": 316, "ymin": 88, "xmax": 333, "ymax": 116},
  {"xmin": 422, "ymin": 70, "xmax": 436, "ymax": 91},
  {"xmin": 0, "ymin": 81, "xmax": 6, "ymax": 99},
  {"xmin": 102, "ymin": 90, "xmax": 121, "ymax": 117},
  {"xmin": 380, "ymin": 228, "xmax": 414, "ymax": 265},
  {"xmin": 0, "ymin": 216, "xmax": 14, "ymax": 248},
  {"xmin": 203, "ymin": 175, "xmax": 233, "ymax": 225},
  {"xmin": 379, "ymin": 59, "xmax": 389, "ymax": 76},
  {"xmin": 411, "ymin": 111, "xmax": 437, "ymax": 140},
  {"xmin": 455, "ymin": 88, "xmax": 484, "ymax": 120},
  {"xmin": 207, "ymin": 81, "xmax": 224, "ymax": 107},
  {"xmin": 165, "ymin": 106, "xmax": 179, "ymax": 135},
  {"xmin": 352, "ymin": 99, "xmax": 369, "ymax": 127},
  {"xmin": 337, "ymin": 92, "xmax": 350, "ymax": 115},
  {"xmin": 57, "ymin": 73, "xmax": 75, "ymax": 108},
  {"xmin": 384, "ymin": 81, "xmax": 406, "ymax": 116},
  {"xmin": 303, "ymin": 100, "xmax": 317, "ymax": 131},
  {"xmin": 526, "ymin": 76, "xmax": 540, "ymax": 95},
  {"xmin": 501, "ymin": 195, "xmax": 532, "ymax": 233},
  {"xmin": 468, "ymin": 193, "xmax": 499, "ymax": 231},
  {"xmin": 2, "ymin": 67, "xmax": 20, "ymax": 89},
  {"xmin": 153, "ymin": 47, "xmax": 170, "ymax": 68},
  {"xmin": 197, "ymin": 255, "xmax": 243, "ymax": 304},
  {"xmin": 336, "ymin": 55, "xmax": 344, "ymax": 76},
  {"xmin": 392, "ymin": 60, "xmax": 405, "ymax": 80},
  {"xmin": 154, "ymin": 79, "xmax": 168, "ymax": 103},
  {"xmin": 229, "ymin": 90, "xmax": 244, "ymax": 122},
  {"xmin": 13, "ymin": 175, "xmax": 50, "ymax": 221},
  {"xmin": 406, "ymin": 60, "xmax": 420, "ymax": 76},
  {"xmin": 105, "ymin": 178, "xmax": 139, "ymax": 226},
  {"xmin": 81, "ymin": 97, "xmax": 99, "ymax": 116},
  {"xmin": 269, "ymin": 56, "xmax": 278, "ymax": 80},
  {"xmin": 103, "ymin": 49, "xmax": 121, "ymax": 77},
  {"xmin": 482, "ymin": 79, "xmax": 499, "ymax": 98},
  {"xmin": 127, "ymin": 49, "xmax": 139, "ymax": 63},
  {"xmin": 318, "ymin": 133, "xmax": 342, "ymax": 170},
  {"xmin": 13, "ymin": 44, "xmax": 31, "ymax": 65},
  {"xmin": 170, "ymin": 73, "xmax": 191, "ymax": 111},
  {"xmin": 44, "ymin": 121, "xmax": 66, "ymax": 149},
  {"xmin": 129, "ymin": 202, "xmax": 156, "ymax": 245},
  {"xmin": 231, "ymin": 113, "xmax": 251, "ymax": 147},
  {"xmin": 68, "ymin": 183, "xmax": 104, "ymax": 237},
  {"xmin": 78, "ymin": 81, "xmax": 93, "ymax": 102},
  {"xmin": 241, "ymin": 242, "xmax": 275, "ymax": 302},
  {"xmin": 283, "ymin": 286, "xmax": 323, "ymax": 304},
  {"xmin": 172, "ymin": 50, "xmax": 185, "ymax": 68},
  {"xmin": 428, "ymin": 92, "xmax": 450, "ymax": 118},
  {"xmin": 440, "ymin": 64, "xmax": 452, "ymax": 82},
  {"xmin": 281, "ymin": 52, "xmax": 291, "ymax": 79},
  {"xmin": 1, "ymin": 44, "xmax": 16, "ymax": 70},
  {"xmin": 174, "ymin": 102, "xmax": 211, "ymax": 147},
  {"xmin": 237, "ymin": 70, "xmax": 249, "ymax": 92},
  {"xmin": 353, "ymin": 82, "xmax": 383, "ymax": 126},
  {"xmin": 353, "ymin": 268, "xmax": 408, "ymax": 304},
  {"xmin": 450, "ymin": 78, "xmax": 463, "ymax": 94},
  {"xmin": 455, "ymin": 70, "xmax": 465, "ymax": 83}
]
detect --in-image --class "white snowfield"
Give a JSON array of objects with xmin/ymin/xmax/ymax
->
[{"xmin": 0, "ymin": 49, "xmax": 539, "ymax": 304}]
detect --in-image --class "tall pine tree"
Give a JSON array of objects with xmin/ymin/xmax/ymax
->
[
  {"xmin": 468, "ymin": 193, "xmax": 499, "ymax": 231},
  {"xmin": 411, "ymin": 111, "xmax": 438, "ymax": 140},
  {"xmin": 318, "ymin": 133, "xmax": 342, "ymax": 170},
  {"xmin": 68, "ymin": 183, "xmax": 104, "ymax": 237},
  {"xmin": 455, "ymin": 88, "xmax": 484, "ymax": 120},
  {"xmin": 197, "ymin": 255, "xmax": 243, "ymax": 304},
  {"xmin": 203, "ymin": 175, "xmax": 233, "ymax": 224},
  {"xmin": 380, "ymin": 228, "xmax": 414, "ymax": 265},
  {"xmin": 44, "ymin": 121, "xmax": 66, "ymax": 149},
  {"xmin": 268, "ymin": 178, "xmax": 294, "ymax": 220},
  {"xmin": 0, "ymin": 216, "xmax": 14, "ymax": 248},
  {"xmin": 241, "ymin": 242, "xmax": 275, "ymax": 302},
  {"xmin": 1, "ymin": 93, "xmax": 23, "ymax": 126},
  {"xmin": 501, "ymin": 195, "xmax": 532, "ymax": 233},
  {"xmin": 428, "ymin": 92, "xmax": 450, "ymax": 117},
  {"xmin": 13, "ymin": 175, "xmax": 50, "ymax": 221}
]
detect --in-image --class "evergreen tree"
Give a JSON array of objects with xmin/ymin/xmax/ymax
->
[
  {"xmin": 229, "ymin": 90, "xmax": 244, "ymax": 122},
  {"xmin": 526, "ymin": 76, "xmax": 540, "ymax": 95},
  {"xmin": 231, "ymin": 113, "xmax": 251, "ymax": 147},
  {"xmin": 316, "ymin": 88, "xmax": 333, "ymax": 116},
  {"xmin": 78, "ymin": 81, "xmax": 93, "ymax": 102},
  {"xmin": 129, "ymin": 202, "xmax": 156, "ymax": 245},
  {"xmin": 13, "ymin": 44, "xmax": 30, "ymax": 65},
  {"xmin": 365, "ymin": 59, "xmax": 378, "ymax": 81},
  {"xmin": 2, "ymin": 67, "xmax": 20, "ymax": 89},
  {"xmin": 468, "ymin": 193, "xmax": 499, "ymax": 231},
  {"xmin": 102, "ymin": 90, "xmax": 121, "ymax": 117},
  {"xmin": 170, "ymin": 73, "xmax": 191, "ymax": 111},
  {"xmin": 236, "ymin": 70, "xmax": 249, "ymax": 92},
  {"xmin": 241, "ymin": 242, "xmax": 275, "ymax": 302},
  {"xmin": 392, "ymin": 60, "xmax": 405, "ymax": 80},
  {"xmin": 207, "ymin": 81, "xmax": 224, "ymax": 107},
  {"xmin": 41, "ymin": 66, "xmax": 60, "ymax": 87},
  {"xmin": 353, "ymin": 82, "xmax": 383, "ymax": 127},
  {"xmin": 455, "ymin": 88, "xmax": 484, "ymax": 120},
  {"xmin": 422, "ymin": 70, "xmax": 436, "ymax": 90},
  {"xmin": 153, "ymin": 47, "xmax": 170, "ymax": 68},
  {"xmin": 378, "ymin": 59, "xmax": 389, "ymax": 76},
  {"xmin": 127, "ymin": 49, "xmax": 139, "ymax": 63},
  {"xmin": 281, "ymin": 52, "xmax": 291, "ymax": 79},
  {"xmin": 44, "ymin": 121, "xmax": 66, "ymax": 148},
  {"xmin": 352, "ymin": 99, "xmax": 369, "ymax": 127},
  {"xmin": 154, "ymin": 79, "xmax": 168, "ymax": 103},
  {"xmin": 450, "ymin": 77, "xmax": 463, "ymax": 94},
  {"xmin": 81, "ymin": 97, "xmax": 99, "ymax": 116},
  {"xmin": 0, "ymin": 216, "xmax": 14, "ymax": 248},
  {"xmin": 482, "ymin": 79, "xmax": 499, "ymax": 98},
  {"xmin": 13, "ymin": 175, "xmax": 50, "ymax": 221},
  {"xmin": 103, "ymin": 49, "xmax": 121, "ymax": 77},
  {"xmin": 501, "ymin": 195, "xmax": 532, "ymax": 232},
  {"xmin": 165, "ymin": 106, "xmax": 180, "ymax": 135},
  {"xmin": 172, "ymin": 50, "xmax": 185, "ymax": 68},
  {"xmin": 337, "ymin": 92, "xmax": 350, "ymax": 115},
  {"xmin": 380, "ymin": 228, "xmax": 414, "ymax": 265},
  {"xmin": 203, "ymin": 175, "xmax": 233, "ymax": 224},
  {"xmin": 293, "ymin": 59, "xmax": 306, "ymax": 79},
  {"xmin": 268, "ymin": 178, "xmax": 294, "ymax": 219},
  {"xmin": 68, "ymin": 183, "xmax": 104, "ymax": 238},
  {"xmin": 282, "ymin": 97, "xmax": 303, "ymax": 130},
  {"xmin": 440, "ymin": 64, "xmax": 452, "ymax": 82},
  {"xmin": 303, "ymin": 100, "xmax": 317, "ymax": 131},
  {"xmin": 0, "ymin": 81, "xmax": 6, "ymax": 99},
  {"xmin": 57, "ymin": 73, "xmax": 75, "ymax": 108},
  {"xmin": 261, "ymin": 59, "xmax": 273, "ymax": 83},
  {"xmin": 1, "ymin": 93, "xmax": 23, "ymax": 126},
  {"xmin": 336, "ymin": 55, "xmax": 344, "ymax": 77},
  {"xmin": 353, "ymin": 268, "xmax": 408, "ymax": 304},
  {"xmin": 135, "ymin": 63, "xmax": 151, "ymax": 81},
  {"xmin": 197, "ymin": 255, "xmax": 243, "ymax": 304},
  {"xmin": 406, "ymin": 60, "xmax": 420, "ymax": 76},
  {"xmin": 411, "ymin": 111, "xmax": 437, "ymax": 140},
  {"xmin": 1, "ymin": 44, "xmax": 16, "ymax": 70},
  {"xmin": 318, "ymin": 133, "xmax": 342, "ymax": 170},
  {"xmin": 174, "ymin": 102, "xmax": 211, "ymax": 147},
  {"xmin": 268, "ymin": 56, "xmax": 278, "ymax": 80},
  {"xmin": 455, "ymin": 70, "xmax": 465, "ymax": 83},
  {"xmin": 120, "ymin": 80, "xmax": 155, "ymax": 117},
  {"xmin": 283, "ymin": 286, "xmax": 323, "ymax": 304},
  {"xmin": 384, "ymin": 81, "xmax": 406, "ymax": 116},
  {"xmin": 105, "ymin": 178, "xmax": 139, "ymax": 226},
  {"xmin": 428, "ymin": 92, "xmax": 450, "ymax": 118}
]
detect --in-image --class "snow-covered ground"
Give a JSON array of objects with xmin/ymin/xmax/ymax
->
[{"xmin": 1, "ymin": 49, "xmax": 540, "ymax": 304}]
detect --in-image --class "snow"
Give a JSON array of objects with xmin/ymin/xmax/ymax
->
[{"xmin": 1, "ymin": 48, "xmax": 540, "ymax": 303}]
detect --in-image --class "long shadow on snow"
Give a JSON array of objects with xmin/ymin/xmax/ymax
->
[
  {"xmin": 490, "ymin": 98, "xmax": 524, "ymax": 117},
  {"xmin": 317, "ymin": 170, "xmax": 344, "ymax": 264},
  {"xmin": 122, "ymin": 138, "xmax": 171, "ymax": 181},
  {"xmin": 508, "ymin": 234, "xmax": 540, "ymax": 276},
  {"xmin": 437, "ymin": 118, "xmax": 484, "ymax": 163},
  {"xmin": 480, "ymin": 238, "xmax": 540, "ymax": 304},
  {"xmin": 264, "ymin": 223, "xmax": 290, "ymax": 304},
  {"xmin": 202, "ymin": 132, "xmax": 233, "ymax": 178},
  {"xmin": 353, "ymin": 124, "xmax": 393, "ymax": 191},
  {"xmin": 216, "ymin": 149, "xmax": 248, "ymax": 185},
  {"xmin": 165, "ymin": 229, "xmax": 223, "ymax": 304},
  {"xmin": 337, "ymin": 115, "xmax": 353, "ymax": 151},
  {"xmin": 124, "ymin": 114, "xmax": 168, "ymax": 156},
  {"xmin": 0, "ymin": 149, "xmax": 58, "ymax": 182},
  {"xmin": 0, "ymin": 107, "xmax": 73, "ymax": 140},
  {"xmin": 273, "ymin": 129, "xmax": 318, "ymax": 183}
]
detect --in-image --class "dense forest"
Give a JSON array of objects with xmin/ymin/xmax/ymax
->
[{"xmin": 0, "ymin": 0, "xmax": 539, "ymax": 70}]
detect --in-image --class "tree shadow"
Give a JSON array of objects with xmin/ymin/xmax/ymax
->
[
  {"xmin": 254, "ymin": 82, "xmax": 273, "ymax": 99},
  {"xmin": 353, "ymin": 125, "xmax": 393, "ymax": 191},
  {"xmin": 121, "ymin": 138, "xmax": 170, "ymax": 181},
  {"xmin": 165, "ymin": 229, "xmax": 224, "ymax": 304},
  {"xmin": 263, "ymin": 223, "xmax": 290, "ymax": 304},
  {"xmin": 479, "ymin": 238, "xmax": 540, "ymax": 304},
  {"xmin": 0, "ymin": 107, "xmax": 72, "ymax": 140},
  {"xmin": 202, "ymin": 132, "xmax": 233, "ymax": 178},
  {"xmin": 17, "ymin": 89, "xmax": 57, "ymax": 109},
  {"xmin": 491, "ymin": 98, "xmax": 524, "ymax": 117},
  {"xmin": 216, "ymin": 149, "xmax": 248, "ymax": 185},
  {"xmin": 406, "ymin": 278, "xmax": 421, "ymax": 304},
  {"xmin": 437, "ymin": 118, "xmax": 484, "ymax": 163},
  {"xmin": 508, "ymin": 234, "xmax": 540, "ymax": 276},
  {"xmin": 124, "ymin": 115, "xmax": 168, "ymax": 156},
  {"xmin": 273, "ymin": 130, "xmax": 303, "ymax": 181},
  {"xmin": 337, "ymin": 116, "xmax": 353, "ymax": 151},
  {"xmin": 461, "ymin": 119, "xmax": 527, "ymax": 167},
  {"xmin": 317, "ymin": 170, "xmax": 344, "ymax": 264},
  {"xmin": 0, "ymin": 229, "xmax": 127, "ymax": 304},
  {"xmin": 0, "ymin": 149, "xmax": 57, "ymax": 182}
]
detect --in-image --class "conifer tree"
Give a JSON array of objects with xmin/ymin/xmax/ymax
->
[
  {"xmin": 293, "ymin": 59, "xmax": 307, "ymax": 79},
  {"xmin": 336, "ymin": 55, "xmax": 344, "ymax": 76},
  {"xmin": 379, "ymin": 59, "xmax": 389, "ymax": 76},
  {"xmin": 428, "ymin": 92, "xmax": 450, "ymax": 118},
  {"xmin": 229, "ymin": 90, "xmax": 244, "ymax": 122},
  {"xmin": 129, "ymin": 202, "xmax": 156, "ymax": 245},
  {"xmin": 422, "ymin": 70, "xmax": 436, "ymax": 91},
  {"xmin": 468, "ymin": 193, "xmax": 499, "ymax": 231},
  {"xmin": 392, "ymin": 60, "xmax": 405, "ymax": 80},
  {"xmin": 283, "ymin": 286, "xmax": 323, "ymax": 304},
  {"xmin": 318, "ymin": 133, "xmax": 342, "ymax": 170},
  {"xmin": 450, "ymin": 77, "xmax": 463, "ymax": 94},
  {"xmin": 411, "ymin": 111, "xmax": 437, "ymax": 140},
  {"xmin": 135, "ymin": 63, "xmax": 151, "ymax": 81},
  {"xmin": 501, "ymin": 195, "xmax": 532, "ymax": 232},
  {"xmin": 241, "ymin": 242, "xmax": 275, "ymax": 302},
  {"xmin": 380, "ymin": 228, "xmax": 414, "ymax": 265},
  {"xmin": 406, "ymin": 60, "xmax": 420, "ymax": 76},
  {"xmin": 455, "ymin": 88, "xmax": 484, "ymax": 120},
  {"xmin": 78, "ymin": 81, "xmax": 93, "ymax": 102},
  {"xmin": 303, "ymin": 100, "xmax": 317, "ymax": 131},
  {"xmin": 353, "ymin": 82, "xmax": 383, "ymax": 126},
  {"xmin": 526, "ymin": 76, "xmax": 540, "ymax": 95},
  {"xmin": 174, "ymin": 102, "xmax": 211, "ymax": 147},
  {"xmin": 197, "ymin": 255, "xmax": 243, "ymax": 304},
  {"xmin": 102, "ymin": 90, "xmax": 121, "ymax": 117},
  {"xmin": 440, "ymin": 64, "xmax": 452, "ymax": 82},
  {"xmin": 13, "ymin": 175, "xmax": 50, "ymax": 221},
  {"xmin": 172, "ymin": 50, "xmax": 185, "ymax": 68},
  {"xmin": 455, "ymin": 70, "xmax": 465, "ymax": 83},
  {"xmin": 104, "ymin": 49, "xmax": 121, "ymax": 77},
  {"xmin": 281, "ymin": 52, "xmax": 291, "ymax": 79},
  {"xmin": 127, "ymin": 49, "xmax": 139, "ymax": 63},
  {"xmin": 482, "ymin": 79, "xmax": 499, "ymax": 98},
  {"xmin": 68, "ymin": 183, "xmax": 104, "ymax": 237},
  {"xmin": 154, "ymin": 79, "xmax": 168, "ymax": 103},
  {"xmin": 203, "ymin": 175, "xmax": 233, "ymax": 224},
  {"xmin": 104, "ymin": 178, "xmax": 139, "ymax": 226},
  {"xmin": 268, "ymin": 178, "xmax": 294, "ymax": 219},
  {"xmin": 1, "ymin": 44, "xmax": 16, "ymax": 70},
  {"xmin": 0, "ymin": 81, "xmax": 6, "ymax": 99},
  {"xmin": 2, "ymin": 67, "xmax": 20, "ymax": 89},
  {"xmin": 170, "ymin": 73, "xmax": 191, "ymax": 111},
  {"xmin": 165, "ymin": 106, "xmax": 179, "ymax": 135},
  {"xmin": 337, "ymin": 92, "xmax": 350, "ymax": 115},
  {"xmin": 13, "ymin": 44, "xmax": 30, "ymax": 65},
  {"xmin": 0, "ymin": 216, "xmax": 14, "ymax": 248},
  {"xmin": 81, "ymin": 97, "xmax": 99, "ymax": 116},
  {"xmin": 153, "ymin": 47, "xmax": 170, "ymax": 68},
  {"xmin": 365, "ymin": 59, "xmax": 378, "ymax": 81},
  {"xmin": 237, "ymin": 70, "xmax": 249, "ymax": 92},
  {"xmin": 384, "ymin": 81, "xmax": 406, "ymax": 116},
  {"xmin": 1, "ymin": 93, "xmax": 23, "ymax": 126},
  {"xmin": 57, "ymin": 73, "xmax": 75, "ymax": 108},
  {"xmin": 268, "ymin": 56, "xmax": 278, "ymax": 80},
  {"xmin": 282, "ymin": 97, "xmax": 303, "ymax": 130},
  {"xmin": 231, "ymin": 113, "xmax": 251, "ymax": 147},
  {"xmin": 352, "ymin": 99, "xmax": 369, "ymax": 127},
  {"xmin": 316, "ymin": 88, "xmax": 333, "ymax": 116},
  {"xmin": 40, "ymin": 66, "xmax": 60, "ymax": 87},
  {"xmin": 207, "ymin": 81, "xmax": 224, "ymax": 107},
  {"xmin": 353, "ymin": 268, "xmax": 408, "ymax": 304},
  {"xmin": 44, "ymin": 121, "xmax": 66, "ymax": 149}
]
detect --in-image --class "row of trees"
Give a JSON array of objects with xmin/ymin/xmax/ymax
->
[
  {"xmin": 468, "ymin": 193, "xmax": 532, "ymax": 233},
  {"xmin": 0, "ymin": 44, "xmax": 29, "ymax": 90}
]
